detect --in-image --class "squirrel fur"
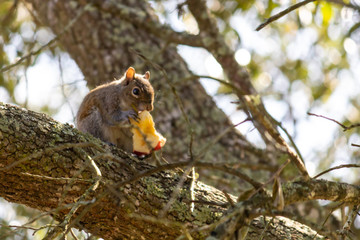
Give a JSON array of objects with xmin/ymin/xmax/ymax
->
[{"xmin": 76, "ymin": 67, "xmax": 154, "ymax": 152}]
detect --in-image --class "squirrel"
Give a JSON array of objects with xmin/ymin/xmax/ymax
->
[{"xmin": 76, "ymin": 67, "xmax": 154, "ymax": 152}]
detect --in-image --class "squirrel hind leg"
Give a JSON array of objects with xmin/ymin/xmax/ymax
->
[{"xmin": 77, "ymin": 111, "xmax": 104, "ymax": 139}]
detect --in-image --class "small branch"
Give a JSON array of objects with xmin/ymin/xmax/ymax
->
[
  {"xmin": 313, "ymin": 164, "xmax": 360, "ymax": 179},
  {"xmin": 195, "ymin": 118, "xmax": 250, "ymax": 162},
  {"xmin": 272, "ymin": 118, "xmax": 305, "ymax": 164},
  {"xmin": 244, "ymin": 95, "xmax": 310, "ymax": 179},
  {"xmin": 187, "ymin": 0, "xmax": 310, "ymax": 179},
  {"xmin": 255, "ymin": 0, "xmax": 360, "ymax": 31},
  {"xmin": 256, "ymin": 0, "xmax": 316, "ymax": 31},
  {"xmin": 0, "ymin": 0, "xmax": 19, "ymax": 27},
  {"xmin": 182, "ymin": 74, "xmax": 237, "ymax": 90},
  {"xmin": 70, "ymin": 229, "xmax": 80, "ymax": 240},
  {"xmin": 112, "ymin": 159, "xmax": 262, "ymax": 189},
  {"xmin": 222, "ymin": 190, "xmax": 235, "ymax": 207},
  {"xmin": 0, "ymin": 223, "xmax": 58, "ymax": 232},
  {"xmin": 44, "ymin": 149, "xmax": 102, "ymax": 240},
  {"xmin": 20, "ymin": 172, "xmax": 92, "ymax": 183},
  {"xmin": 308, "ymin": 112, "xmax": 360, "ymax": 131},
  {"xmin": 0, "ymin": 3, "xmax": 92, "ymax": 73},
  {"xmin": 337, "ymin": 205, "xmax": 360, "ymax": 238},
  {"xmin": 238, "ymin": 159, "xmax": 291, "ymax": 201},
  {"xmin": 314, "ymin": 202, "xmax": 344, "ymax": 239},
  {"xmin": 158, "ymin": 166, "xmax": 193, "ymax": 218}
]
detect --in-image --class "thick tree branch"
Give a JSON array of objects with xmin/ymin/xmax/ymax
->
[
  {"xmin": 0, "ymin": 102, "xmax": 227, "ymax": 239},
  {"xmin": 1, "ymin": 102, "xmax": 358, "ymax": 239},
  {"xmin": 91, "ymin": 1, "xmax": 204, "ymax": 47}
]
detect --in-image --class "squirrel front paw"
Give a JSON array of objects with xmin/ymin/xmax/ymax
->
[
  {"xmin": 127, "ymin": 110, "xmax": 140, "ymax": 122},
  {"xmin": 110, "ymin": 110, "xmax": 138, "ymax": 124}
]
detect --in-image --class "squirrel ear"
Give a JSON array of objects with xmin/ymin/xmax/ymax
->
[
  {"xmin": 144, "ymin": 71, "xmax": 150, "ymax": 80},
  {"xmin": 126, "ymin": 67, "xmax": 136, "ymax": 80}
]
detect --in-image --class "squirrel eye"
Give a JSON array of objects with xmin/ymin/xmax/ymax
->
[{"xmin": 132, "ymin": 87, "xmax": 140, "ymax": 96}]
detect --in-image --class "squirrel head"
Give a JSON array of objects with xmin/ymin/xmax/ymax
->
[{"xmin": 122, "ymin": 67, "xmax": 154, "ymax": 112}]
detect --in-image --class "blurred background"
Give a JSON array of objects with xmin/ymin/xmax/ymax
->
[{"xmin": 1, "ymin": 0, "xmax": 360, "ymax": 239}]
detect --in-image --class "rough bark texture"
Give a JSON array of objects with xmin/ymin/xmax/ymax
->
[
  {"xmin": 0, "ymin": 102, "xmax": 333, "ymax": 239},
  {"xmin": 0, "ymin": 103, "xmax": 225, "ymax": 239}
]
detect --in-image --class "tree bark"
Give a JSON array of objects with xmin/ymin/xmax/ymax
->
[
  {"xmin": 0, "ymin": 102, "xmax": 339, "ymax": 239},
  {"xmin": 0, "ymin": 103, "xmax": 226, "ymax": 239}
]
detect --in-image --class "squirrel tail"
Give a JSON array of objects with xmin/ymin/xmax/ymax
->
[{"xmin": 76, "ymin": 92, "xmax": 97, "ymax": 124}]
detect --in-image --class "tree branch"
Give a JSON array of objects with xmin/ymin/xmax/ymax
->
[
  {"xmin": 0, "ymin": 3, "xmax": 91, "ymax": 73},
  {"xmin": 1, "ymin": 102, "xmax": 359, "ymax": 239},
  {"xmin": 256, "ymin": 0, "xmax": 316, "ymax": 31},
  {"xmin": 91, "ymin": 1, "xmax": 204, "ymax": 47},
  {"xmin": 0, "ymin": 102, "xmax": 226, "ymax": 239},
  {"xmin": 186, "ymin": 0, "xmax": 309, "ymax": 179}
]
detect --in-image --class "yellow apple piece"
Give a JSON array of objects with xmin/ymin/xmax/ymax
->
[{"xmin": 129, "ymin": 111, "xmax": 166, "ymax": 155}]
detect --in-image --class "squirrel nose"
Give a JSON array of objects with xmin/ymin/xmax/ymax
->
[{"xmin": 146, "ymin": 104, "xmax": 153, "ymax": 111}]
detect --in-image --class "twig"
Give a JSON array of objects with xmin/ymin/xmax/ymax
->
[
  {"xmin": 313, "ymin": 202, "xmax": 343, "ymax": 240},
  {"xmin": 130, "ymin": 213, "xmax": 195, "ymax": 240},
  {"xmin": 308, "ymin": 112, "xmax": 360, "ymax": 131},
  {"xmin": 272, "ymin": 117, "xmax": 305, "ymax": 164},
  {"xmin": 0, "ymin": 0, "xmax": 18, "ymax": 27},
  {"xmin": 337, "ymin": 205, "xmax": 359, "ymax": 238},
  {"xmin": 58, "ymin": 55, "xmax": 76, "ymax": 120},
  {"xmin": 92, "ymin": 152, "xmax": 136, "ymax": 173},
  {"xmin": 62, "ymin": 150, "xmax": 102, "ymax": 238},
  {"xmin": 44, "ymin": 149, "xmax": 102, "ymax": 240},
  {"xmin": 311, "ymin": 202, "xmax": 344, "ymax": 240},
  {"xmin": 0, "ymin": 3, "xmax": 92, "ymax": 73},
  {"xmin": 256, "ymin": 0, "xmax": 316, "ymax": 31},
  {"xmin": 190, "ymin": 166, "xmax": 196, "ymax": 212},
  {"xmin": 182, "ymin": 203, "xmax": 245, "ymax": 239},
  {"xmin": 0, "ymin": 200, "xmax": 95, "ymax": 239},
  {"xmin": 182, "ymin": 199, "xmax": 229, "ymax": 207},
  {"xmin": 313, "ymin": 164, "xmax": 360, "ymax": 179},
  {"xmin": 187, "ymin": 0, "xmax": 309, "ymax": 179},
  {"xmin": 158, "ymin": 166, "xmax": 193, "ymax": 218},
  {"xmin": 238, "ymin": 159, "xmax": 291, "ymax": 201},
  {"xmin": 182, "ymin": 74, "xmax": 236, "ymax": 90},
  {"xmin": 259, "ymin": 216, "xmax": 275, "ymax": 240},
  {"xmin": 222, "ymin": 190, "xmax": 235, "ymax": 207},
  {"xmin": 70, "ymin": 228, "xmax": 80, "ymax": 240},
  {"xmin": 195, "ymin": 118, "xmax": 250, "ymax": 161},
  {"xmin": 45, "ymin": 152, "xmax": 92, "ymax": 237},
  {"xmin": 0, "ymin": 223, "xmax": 58, "ymax": 232},
  {"xmin": 20, "ymin": 172, "xmax": 92, "ymax": 182},
  {"xmin": 113, "ymin": 160, "xmax": 262, "ymax": 189}
]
